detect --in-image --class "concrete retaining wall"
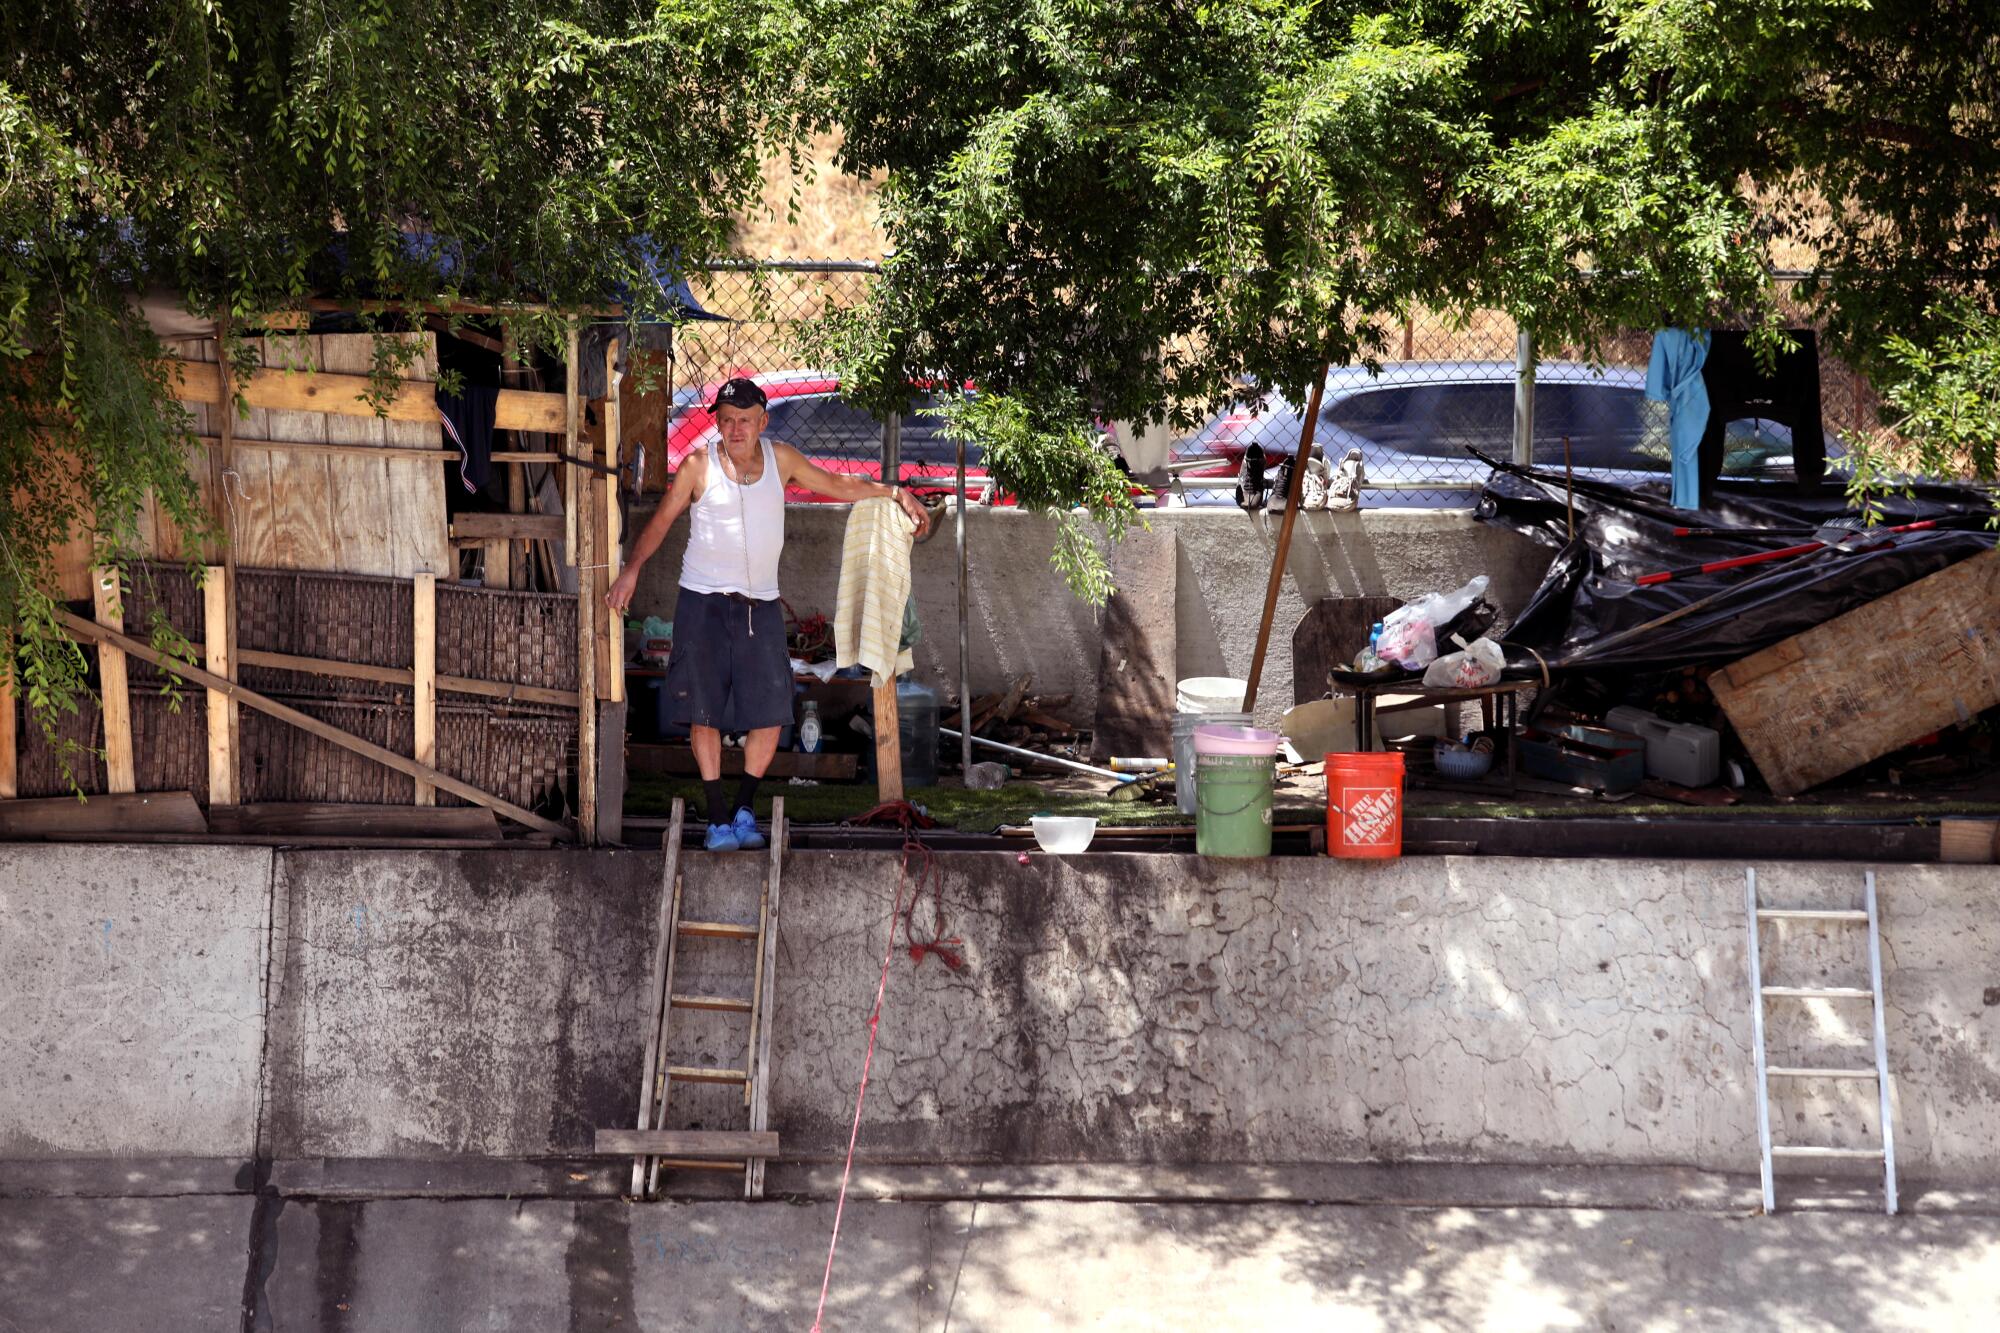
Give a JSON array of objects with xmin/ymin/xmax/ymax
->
[
  {"xmin": 628, "ymin": 505, "xmax": 1551, "ymax": 727},
  {"xmin": 5, "ymin": 846, "xmax": 1996, "ymax": 1182}
]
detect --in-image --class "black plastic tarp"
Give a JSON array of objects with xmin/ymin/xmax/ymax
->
[{"xmin": 1473, "ymin": 455, "xmax": 1999, "ymax": 674}]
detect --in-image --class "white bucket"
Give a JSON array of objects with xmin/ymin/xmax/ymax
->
[
  {"xmin": 1175, "ymin": 676, "xmax": 1248, "ymax": 714},
  {"xmin": 1174, "ymin": 710, "xmax": 1250, "ymax": 815}
]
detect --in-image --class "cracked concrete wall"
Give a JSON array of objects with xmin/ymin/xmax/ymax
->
[
  {"xmin": 770, "ymin": 855, "xmax": 2000, "ymax": 1179},
  {"xmin": 0, "ymin": 844, "xmax": 273, "ymax": 1158},
  {"xmin": 5, "ymin": 846, "xmax": 1994, "ymax": 1180},
  {"xmin": 261, "ymin": 850, "xmax": 656, "ymax": 1160},
  {"xmin": 627, "ymin": 505, "xmax": 1550, "ymax": 729}
]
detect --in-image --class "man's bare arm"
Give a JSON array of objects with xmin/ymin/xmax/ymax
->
[
  {"xmin": 771, "ymin": 441, "xmax": 932, "ymax": 537},
  {"xmin": 607, "ymin": 452, "xmax": 703, "ymax": 611}
]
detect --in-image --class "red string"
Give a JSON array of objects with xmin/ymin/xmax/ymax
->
[{"xmin": 810, "ymin": 833, "xmax": 918, "ymax": 1332}]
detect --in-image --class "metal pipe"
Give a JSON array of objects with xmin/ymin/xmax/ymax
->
[
  {"xmin": 1513, "ymin": 328, "xmax": 1536, "ymax": 467},
  {"xmin": 955, "ymin": 438, "xmax": 973, "ymax": 775},
  {"xmin": 941, "ymin": 727, "xmax": 1131, "ymax": 782}
]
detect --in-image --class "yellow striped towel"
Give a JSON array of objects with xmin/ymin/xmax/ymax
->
[{"xmin": 833, "ymin": 497, "xmax": 917, "ymax": 687}]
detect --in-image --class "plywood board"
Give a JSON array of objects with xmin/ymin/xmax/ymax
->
[
  {"xmin": 1711, "ymin": 548, "xmax": 2000, "ymax": 796},
  {"xmin": 1292, "ymin": 596, "xmax": 1404, "ymax": 705}
]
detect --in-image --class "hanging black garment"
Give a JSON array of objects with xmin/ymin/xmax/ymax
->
[
  {"xmin": 436, "ymin": 383, "xmax": 500, "ymax": 494},
  {"xmin": 1696, "ymin": 329, "xmax": 1825, "ymax": 498}
]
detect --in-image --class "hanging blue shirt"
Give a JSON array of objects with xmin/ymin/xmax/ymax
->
[{"xmin": 1645, "ymin": 328, "xmax": 1710, "ymax": 510}]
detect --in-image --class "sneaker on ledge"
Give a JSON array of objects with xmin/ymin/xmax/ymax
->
[{"xmin": 704, "ymin": 822, "xmax": 742, "ymax": 853}]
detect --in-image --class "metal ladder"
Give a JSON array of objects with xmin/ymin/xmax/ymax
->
[
  {"xmin": 1745, "ymin": 867, "xmax": 1897, "ymax": 1214},
  {"xmin": 617, "ymin": 797, "xmax": 784, "ymax": 1200}
]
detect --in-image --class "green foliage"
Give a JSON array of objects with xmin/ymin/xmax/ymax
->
[
  {"xmin": 1, "ymin": 2, "xmax": 790, "ymax": 758},
  {"xmin": 931, "ymin": 390, "xmax": 1139, "ymax": 605},
  {"xmin": 1842, "ymin": 301, "xmax": 2000, "ymax": 509},
  {"xmin": 791, "ymin": 0, "xmax": 2000, "ymax": 514}
]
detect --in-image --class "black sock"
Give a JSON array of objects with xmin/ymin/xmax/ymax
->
[
  {"xmin": 734, "ymin": 774, "xmax": 761, "ymax": 819},
  {"xmin": 704, "ymin": 779, "xmax": 728, "ymax": 826}
]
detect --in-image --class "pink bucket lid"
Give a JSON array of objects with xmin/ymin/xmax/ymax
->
[{"xmin": 1192, "ymin": 724, "xmax": 1282, "ymax": 757}]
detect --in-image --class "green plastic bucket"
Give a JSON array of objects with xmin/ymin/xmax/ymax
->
[{"xmin": 1195, "ymin": 753, "xmax": 1275, "ymax": 858}]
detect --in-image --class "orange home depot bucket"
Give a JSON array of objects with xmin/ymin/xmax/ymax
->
[{"xmin": 1325, "ymin": 751, "xmax": 1405, "ymax": 859}]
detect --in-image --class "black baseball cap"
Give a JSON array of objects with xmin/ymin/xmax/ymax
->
[{"xmin": 707, "ymin": 377, "xmax": 768, "ymax": 412}]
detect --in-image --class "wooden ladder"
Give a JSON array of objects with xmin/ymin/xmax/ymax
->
[{"xmin": 596, "ymin": 796, "xmax": 784, "ymax": 1199}]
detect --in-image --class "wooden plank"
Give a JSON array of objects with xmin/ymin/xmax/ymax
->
[
  {"xmin": 1939, "ymin": 819, "xmax": 1998, "ymax": 864},
  {"xmin": 1712, "ymin": 549, "xmax": 2000, "ymax": 796},
  {"xmin": 873, "ymin": 681, "xmax": 903, "ymax": 802},
  {"xmin": 596, "ymin": 1129, "xmax": 778, "ymax": 1159},
  {"xmin": 166, "ymin": 359, "xmax": 566, "ymax": 433},
  {"xmin": 626, "ymin": 744, "xmax": 857, "ymax": 781},
  {"xmin": 745, "ymin": 798, "xmax": 784, "ymax": 1199},
  {"xmin": 318, "ymin": 333, "xmax": 438, "ymax": 581},
  {"xmin": 571, "ymin": 324, "xmax": 596, "ymax": 843},
  {"xmin": 564, "ymin": 326, "xmax": 581, "ymax": 567},
  {"xmin": 604, "ymin": 338, "xmax": 625, "ymax": 704},
  {"xmin": 233, "ymin": 647, "xmax": 582, "ymax": 709},
  {"xmin": 203, "ymin": 567, "xmax": 237, "ymax": 805},
  {"xmin": 1292, "ymin": 596, "xmax": 1404, "ymax": 705},
  {"xmin": 205, "ymin": 803, "xmax": 501, "ymax": 838},
  {"xmin": 0, "ymin": 632, "xmax": 14, "ymax": 799},
  {"xmin": 0, "ymin": 791, "xmax": 208, "ymax": 838},
  {"xmin": 57, "ymin": 610, "xmax": 570, "ymax": 838},
  {"xmin": 450, "ymin": 513, "xmax": 566, "ymax": 542},
  {"xmin": 413, "ymin": 572, "xmax": 437, "ymax": 806},
  {"xmin": 597, "ymin": 700, "xmax": 626, "ymax": 844},
  {"xmin": 632, "ymin": 800, "xmax": 685, "ymax": 1196},
  {"xmin": 92, "ymin": 568, "xmax": 135, "ymax": 794}
]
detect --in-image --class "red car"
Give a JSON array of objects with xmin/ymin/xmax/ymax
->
[{"xmin": 665, "ymin": 371, "xmax": 991, "ymax": 503}]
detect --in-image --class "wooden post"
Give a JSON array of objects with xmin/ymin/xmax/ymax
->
[
  {"xmin": 1241, "ymin": 361, "xmax": 1330, "ymax": 715},
  {"xmin": 564, "ymin": 323, "xmax": 580, "ymax": 567},
  {"xmin": 413, "ymin": 572, "xmax": 437, "ymax": 805},
  {"xmin": 502, "ymin": 325, "xmax": 530, "ymax": 590},
  {"xmin": 202, "ymin": 568, "xmax": 237, "ymax": 805},
  {"xmin": 873, "ymin": 681, "xmax": 903, "ymax": 803},
  {"xmin": 571, "ymin": 324, "xmax": 598, "ymax": 842},
  {"xmin": 92, "ymin": 568, "xmax": 136, "ymax": 793},
  {"xmin": 211, "ymin": 320, "xmax": 243, "ymax": 794},
  {"xmin": 604, "ymin": 338, "xmax": 626, "ymax": 704},
  {"xmin": 0, "ymin": 633, "xmax": 15, "ymax": 800}
]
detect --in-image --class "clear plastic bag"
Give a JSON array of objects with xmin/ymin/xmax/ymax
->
[
  {"xmin": 1423, "ymin": 636, "xmax": 1505, "ymax": 689},
  {"xmin": 1378, "ymin": 575, "xmax": 1490, "ymax": 670}
]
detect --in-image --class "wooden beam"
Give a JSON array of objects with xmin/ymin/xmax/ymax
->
[
  {"xmin": 166, "ymin": 360, "xmax": 565, "ymax": 433},
  {"xmin": 205, "ymin": 803, "xmax": 501, "ymax": 839},
  {"xmin": 449, "ymin": 513, "xmax": 565, "ymax": 542},
  {"xmin": 92, "ymin": 568, "xmax": 135, "ymax": 794},
  {"xmin": 0, "ymin": 791, "xmax": 208, "ymax": 838},
  {"xmin": 571, "ymin": 322, "xmax": 597, "ymax": 843},
  {"xmin": 564, "ymin": 326, "xmax": 581, "ymax": 566},
  {"xmin": 1, "ymin": 632, "xmax": 15, "ymax": 800},
  {"xmin": 412, "ymin": 573, "xmax": 437, "ymax": 806},
  {"xmin": 873, "ymin": 681, "xmax": 904, "ymax": 803},
  {"xmin": 626, "ymin": 744, "xmax": 857, "ymax": 781},
  {"xmin": 1242, "ymin": 360, "xmax": 1330, "ymax": 714},
  {"xmin": 233, "ymin": 647, "xmax": 582, "ymax": 709},
  {"xmin": 203, "ymin": 567, "xmax": 238, "ymax": 805},
  {"xmin": 604, "ymin": 339, "xmax": 626, "ymax": 704},
  {"xmin": 56, "ymin": 610, "xmax": 570, "ymax": 838},
  {"xmin": 594, "ymin": 1129, "xmax": 779, "ymax": 1159}
]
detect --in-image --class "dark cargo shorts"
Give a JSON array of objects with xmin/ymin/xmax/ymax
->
[{"xmin": 664, "ymin": 588, "xmax": 795, "ymax": 731}]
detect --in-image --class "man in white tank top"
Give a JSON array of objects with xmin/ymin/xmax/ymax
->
[{"xmin": 608, "ymin": 377, "xmax": 931, "ymax": 850}]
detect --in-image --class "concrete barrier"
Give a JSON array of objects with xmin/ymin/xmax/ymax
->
[
  {"xmin": 4, "ymin": 847, "xmax": 1994, "ymax": 1183},
  {"xmin": 0, "ymin": 844, "xmax": 273, "ymax": 1160}
]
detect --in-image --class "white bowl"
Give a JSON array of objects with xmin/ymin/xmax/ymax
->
[{"xmin": 1030, "ymin": 815, "xmax": 1097, "ymax": 854}]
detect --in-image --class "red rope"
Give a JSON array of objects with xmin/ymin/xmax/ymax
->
[{"xmin": 810, "ymin": 831, "xmax": 917, "ymax": 1332}]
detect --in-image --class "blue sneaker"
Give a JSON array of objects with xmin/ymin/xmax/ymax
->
[
  {"xmin": 731, "ymin": 807, "xmax": 767, "ymax": 851},
  {"xmin": 704, "ymin": 822, "xmax": 741, "ymax": 853}
]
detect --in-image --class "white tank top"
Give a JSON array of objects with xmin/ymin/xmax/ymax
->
[{"xmin": 680, "ymin": 438, "xmax": 784, "ymax": 599}]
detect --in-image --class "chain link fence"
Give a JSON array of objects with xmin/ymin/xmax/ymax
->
[{"xmin": 664, "ymin": 264, "xmax": 1897, "ymax": 507}]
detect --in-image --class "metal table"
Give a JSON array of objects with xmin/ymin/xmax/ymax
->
[{"xmin": 1345, "ymin": 678, "xmax": 1543, "ymax": 787}]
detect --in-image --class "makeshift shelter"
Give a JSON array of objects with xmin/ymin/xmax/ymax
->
[{"xmin": 1, "ymin": 264, "xmax": 720, "ymax": 845}]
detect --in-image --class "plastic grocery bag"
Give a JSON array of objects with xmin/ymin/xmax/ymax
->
[
  {"xmin": 1423, "ymin": 636, "xmax": 1504, "ymax": 689},
  {"xmin": 1378, "ymin": 575, "xmax": 1490, "ymax": 670}
]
